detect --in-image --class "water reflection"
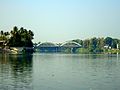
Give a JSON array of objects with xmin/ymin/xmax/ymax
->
[
  {"xmin": 0, "ymin": 54, "xmax": 33, "ymax": 90},
  {"xmin": 0, "ymin": 53, "xmax": 120, "ymax": 90},
  {"xmin": 32, "ymin": 53, "xmax": 120, "ymax": 90}
]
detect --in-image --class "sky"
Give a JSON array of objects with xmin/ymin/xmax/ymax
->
[{"xmin": 0, "ymin": 0, "xmax": 120, "ymax": 43}]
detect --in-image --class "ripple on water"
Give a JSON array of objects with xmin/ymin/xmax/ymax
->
[{"xmin": 0, "ymin": 54, "xmax": 120, "ymax": 90}]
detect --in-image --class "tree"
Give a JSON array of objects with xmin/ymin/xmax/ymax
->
[
  {"xmin": 8, "ymin": 26, "xmax": 34, "ymax": 47},
  {"xmin": 0, "ymin": 30, "xmax": 3, "ymax": 36},
  {"xmin": 112, "ymin": 39, "xmax": 119, "ymax": 48},
  {"xmin": 0, "ymin": 30, "xmax": 10, "ymax": 41},
  {"xmin": 89, "ymin": 37, "xmax": 98, "ymax": 52},
  {"xmin": 104, "ymin": 37, "xmax": 113, "ymax": 47},
  {"xmin": 83, "ymin": 39, "xmax": 90, "ymax": 48},
  {"xmin": 72, "ymin": 39, "xmax": 83, "ymax": 46}
]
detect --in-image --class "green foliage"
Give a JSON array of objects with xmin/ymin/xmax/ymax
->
[
  {"xmin": 76, "ymin": 48, "xmax": 89, "ymax": 54},
  {"xmin": 72, "ymin": 39, "xmax": 83, "ymax": 46},
  {"xmin": 89, "ymin": 37, "xmax": 98, "ymax": 52},
  {"xmin": 62, "ymin": 37, "xmax": 120, "ymax": 53},
  {"xmin": 83, "ymin": 39, "xmax": 90, "ymax": 48},
  {"xmin": 61, "ymin": 48, "xmax": 71, "ymax": 53},
  {"xmin": 8, "ymin": 26, "xmax": 34, "ymax": 47},
  {"xmin": 77, "ymin": 37, "xmax": 120, "ymax": 53},
  {"xmin": 104, "ymin": 37, "xmax": 113, "ymax": 46},
  {"xmin": 0, "ymin": 30, "xmax": 10, "ymax": 41}
]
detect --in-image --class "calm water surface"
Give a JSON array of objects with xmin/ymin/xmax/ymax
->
[{"xmin": 0, "ymin": 53, "xmax": 120, "ymax": 90}]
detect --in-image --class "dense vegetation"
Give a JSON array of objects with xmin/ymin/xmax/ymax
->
[
  {"xmin": 72, "ymin": 37, "xmax": 120, "ymax": 53},
  {"xmin": 0, "ymin": 26, "xmax": 34, "ymax": 47}
]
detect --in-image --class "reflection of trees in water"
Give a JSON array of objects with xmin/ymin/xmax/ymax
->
[
  {"xmin": 83, "ymin": 54, "xmax": 119, "ymax": 73},
  {"xmin": 0, "ymin": 54, "xmax": 33, "ymax": 90}
]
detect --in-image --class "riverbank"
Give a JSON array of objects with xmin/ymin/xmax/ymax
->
[
  {"xmin": 1, "ymin": 48, "xmax": 120, "ymax": 54},
  {"xmin": 76, "ymin": 48, "xmax": 120, "ymax": 54},
  {"xmin": 0, "ymin": 47, "xmax": 34, "ymax": 54}
]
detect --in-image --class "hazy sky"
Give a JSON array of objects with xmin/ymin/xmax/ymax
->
[{"xmin": 0, "ymin": 0, "xmax": 120, "ymax": 43}]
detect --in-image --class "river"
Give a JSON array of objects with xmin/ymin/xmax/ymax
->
[{"xmin": 0, "ymin": 53, "xmax": 120, "ymax": 90}]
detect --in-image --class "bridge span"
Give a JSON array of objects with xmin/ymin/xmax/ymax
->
[{"xmin": 35, "ymin": 41, "xmax": 82, "ymax": 53}]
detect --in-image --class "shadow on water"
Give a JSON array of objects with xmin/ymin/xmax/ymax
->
[{"xmin": 0, "ymin": 53, "xmax": 33, "ymax": 90}]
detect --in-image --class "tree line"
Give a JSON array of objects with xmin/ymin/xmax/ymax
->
[
  {"xmin": 0, "ymin": 26, "xmax": 34, "ymax": 47},
  {"xmin": 1, "ymin": 26, "xmax": 120, "ymax": 53},
  {"xmin": 72, "ymin": 37, "xmax": 120, "ymax": 53}
]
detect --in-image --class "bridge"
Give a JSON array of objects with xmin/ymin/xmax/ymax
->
[{"xmin": 35, "ymin": 41, "xmax": 82, "ymax": 53}]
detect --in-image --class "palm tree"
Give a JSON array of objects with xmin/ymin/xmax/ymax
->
[
  {"xmin": 0, "ymin": 30, "xmax": 3, "ymax": 36},
  {"xmin": 28, "ymin": 30, "xmax": 34, "ymax": 39},
  {"xmin": 9, "ymin": 26, "xmax": 34, "ymax": 47}
]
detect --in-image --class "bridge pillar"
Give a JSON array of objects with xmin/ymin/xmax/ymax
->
[
  {"xmin": 71, "ymin": 48, "xmax": 73, "ymax": 53},
  {"xmin": 71, "ymin": 47, "xmax": 79, "ymax": 53}
]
